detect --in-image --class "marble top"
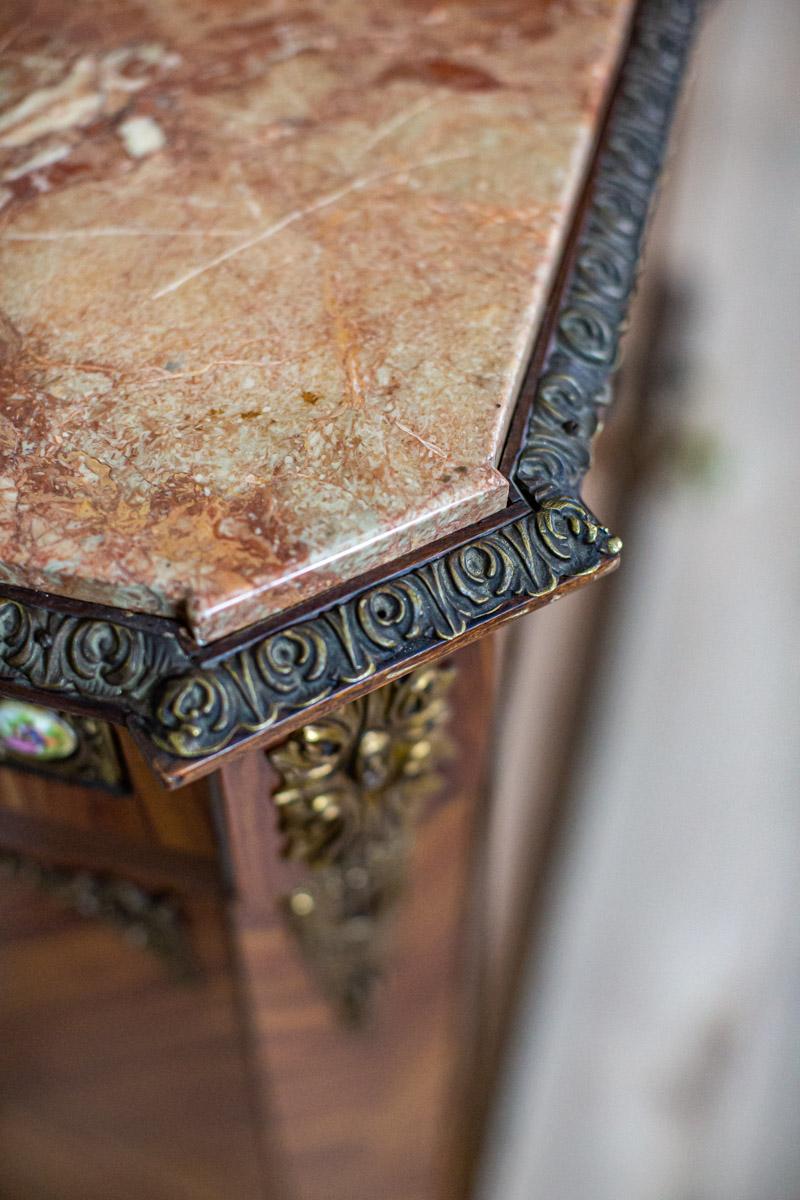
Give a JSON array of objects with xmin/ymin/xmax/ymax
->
[{"xmin": 0, "ymin": 0, "xmax": 633, "ymax": 644}]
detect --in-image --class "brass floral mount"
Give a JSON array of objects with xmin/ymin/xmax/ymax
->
[
  {"xmin": 268, "ymin": 663, "xmax": 455, "ymax": 1023},
  {"xmin": 0, "ymin": 0, "xmax": 697, "ymax": 778}
]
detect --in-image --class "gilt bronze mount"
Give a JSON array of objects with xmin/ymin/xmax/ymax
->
[{"xmin": 268, "ymin": 663, "xmax": 455, "ymax": 1023}]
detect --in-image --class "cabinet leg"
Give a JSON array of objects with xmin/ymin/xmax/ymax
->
[{"xmin": 217, "ymin": 639, "xmax": 500, "ymax": 1200}]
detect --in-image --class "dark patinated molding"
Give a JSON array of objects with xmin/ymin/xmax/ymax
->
[
  {"xmin": 0, "ymin": 595, "xmax": 187, "ymax": 715},
  {"xmin": 514, "ymin": 0, "xmax": 697, "ymax": 502},
  {"xmin": 0, "ymin": 0, "xmax": 697, "ymax": 777}
]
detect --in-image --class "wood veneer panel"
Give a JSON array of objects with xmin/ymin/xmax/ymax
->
[
  {"xmin": 218, "ymin": 639, "xmax": 499, "ymax": 1200},
  {"xmin": 0, "ymin": 881, "xmax": 265, "ymax": 1200},
  {"xmin": 0, "ymin": 729, "xmax": 216, "ymax": 859}
]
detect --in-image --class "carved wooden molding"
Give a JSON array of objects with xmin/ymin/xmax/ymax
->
[{"xmin": 0, "ymin": 0, "xmax": 697, "ymax": 780}]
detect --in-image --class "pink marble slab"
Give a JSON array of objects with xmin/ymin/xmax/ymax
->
[{"xmin": 0, "ymin": 0, "xmax": 634, "ymax": 644}]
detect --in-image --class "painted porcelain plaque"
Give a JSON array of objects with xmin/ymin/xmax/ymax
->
[{"xmin": 0, "ymin": 701, "xmax": 79, "ymax": 761}]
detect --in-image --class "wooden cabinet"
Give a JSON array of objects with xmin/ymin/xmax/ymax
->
[{"xmin": 0, "ymin": 0, "xmax": 697, "ymax": 1194}]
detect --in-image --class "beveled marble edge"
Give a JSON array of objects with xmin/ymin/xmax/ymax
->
[
  {"xmin": 0, "ymin": 0, "xmax": 698, "ymax": 784},
  {"xmin": 0, "ymin": 0, "xmax": 636, "ymax": 643}
]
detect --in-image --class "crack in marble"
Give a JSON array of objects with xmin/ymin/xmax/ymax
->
[
  {"xmin": 1, "ymin": 227, "xmax": 254, "ymax": 241},
  {"xmin": 150, "ymin": 151, "xmax": 477, "ymax": 301},
  {"xmin": 392, "ymin": 419, "xmax": 448, "ymax": 460},
  {"xmin": 354, "ymin": 95, "xmax": 444, "ymax": 159}
]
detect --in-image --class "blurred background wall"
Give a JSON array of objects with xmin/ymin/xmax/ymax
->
[{"xmin": 478, "ymin": 1, "xmax": 800, "ymax": 1197}]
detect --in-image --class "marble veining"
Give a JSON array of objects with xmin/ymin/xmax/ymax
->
[{"xmin": 0, "ymin": 0, "xmax": 634, "ymax": 643}]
